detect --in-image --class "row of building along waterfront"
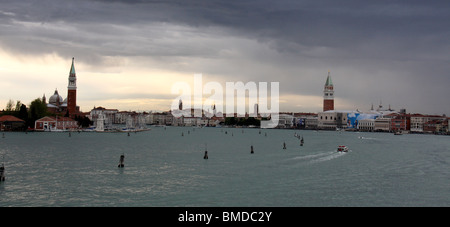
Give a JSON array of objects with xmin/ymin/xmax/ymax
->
[
  {"xmin": 84, "ymin": 105, "xmax": 449, "ymax": 134},
  {"xmin": 3, "ymin": 105, "xmax": 447, "ymax": 134},
  {"xmin": 1, "ymin": 61, "xmax": 447, "ymax": 134}
]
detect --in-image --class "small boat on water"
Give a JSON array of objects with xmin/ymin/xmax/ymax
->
[
  {"xmin": 394, "ymin": 131, "xmax": 402, "ymax": 135},
  {"xmin": 337, "ymin": 145, "xmax": 349, "ymax": 152}
]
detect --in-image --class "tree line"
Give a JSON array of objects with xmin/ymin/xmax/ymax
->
[
  {"xmin": 224, "ymin": 117, "xmax": 261, "ymax": 127},
  {"xmin": 1, "ymin": 98, "xmax": 91, "ymax": 130}
]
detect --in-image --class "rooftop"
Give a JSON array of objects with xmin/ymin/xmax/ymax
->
[
  {"xmin": 0, "ymin": 115, "xmax": 25, "ymax": 122},
  {"xmin": 35, "ymin": 116, "xmax": 76, "ymax": 122}
]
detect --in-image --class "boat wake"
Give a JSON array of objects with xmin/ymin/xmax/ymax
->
[
  {"xmin": 292, "ymin": 152, "xmax": 331, "ymax": 161},
  {"xmin": 358, "ymin": 136, "xmax": 378, "ymax": 140},
  {"xmin": 309, "ymin": 151, "xmax": 347, "ymax": 164},
  {"xmin": 290, "ymin": 150, "xmax": 349, "ymax": 165}
]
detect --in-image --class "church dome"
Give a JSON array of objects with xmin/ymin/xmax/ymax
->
[{"xmin": 49, "ymin": 89, "xmax": 63, "ymax": 105}]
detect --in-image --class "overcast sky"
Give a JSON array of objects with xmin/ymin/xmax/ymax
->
[{"xmin": 0, "ymin": 0, "xmax": 449, "ymax": 115}]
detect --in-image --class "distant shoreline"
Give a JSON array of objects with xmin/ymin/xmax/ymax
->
[{"xmin": 2, "ymin": 125, "xmax": 448, "ymax": 136}]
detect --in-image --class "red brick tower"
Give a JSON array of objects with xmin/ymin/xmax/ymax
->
[
  {"xmin": 67, "ymin": 57, "xmax": 77, "ymax": 116},
  {"xmin": 323, "ymin": 71, "xmax": 334, "ymax": 112}
]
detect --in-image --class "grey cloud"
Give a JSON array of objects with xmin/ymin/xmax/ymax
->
[{"xmin": 0, "ymin": 0, "xmax": 449, "ymax": 114}]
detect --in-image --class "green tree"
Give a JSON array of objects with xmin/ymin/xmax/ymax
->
[
  {"xmin": 74, "ymin": 115, "xmax": 92, "ymax": 128},
  {"xmin": 246, "ymin": 117, "xmax": 260, "ymax": 126},
  {"xmin": 5, "ymin": 99, "xmax": 14, "ymax": 112},
  {"xmin": 28, "ymin": 98, "xmax": 48, "ymax": 128},
  {"xmin": 15, "ymin": 100, "xmax": 22, "ymax": 112},
  {"xmin": 18, "ymin": 104, "xmax": 28, "ymax": 121},
  {"xmin": 225, "ymin": 117, "xmax": 237, "ymax": 125}
]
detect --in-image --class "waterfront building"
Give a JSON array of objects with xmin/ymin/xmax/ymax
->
[
  {"xmin": 304, "ymin": 117, "xmax": 318, "ymax": 129},
  {"xmin": 197, "ymin": 118, "xmax": 209, "ymax": 127},
  {"xmin": 114, "ymin": 111, "xmax": 132, "ymax": 124},
  {"xmin": 423, "ymin": 119, "xmax": 439, "ymax": 133},
  {"xmin": 34, "ymin": 116, "xmax": 78, "ymax": 131},
  {"xmin": 277, "ymin": 114, "xmax": 295, "ymax": 128},
  {"xmin": 358, "ymin": 119, "xmax": 375, "ymax": 132},
  {"xmin": 89, "ymin": 106, "xmax": 118, "ymax": 130},
  {"xmin": 171, "ymin": 114, "xmax": 183, "ymax": 126},
  {"xmin": 410, "ymin": 114, "xmax": 447, "ymax": 133},
  {"xmin": 410, "ymin": 114, "xmax": 427, "ymax": 133},
  {"xmin": 446, "ymin": 119, "xmax": 450, "ymax": 133},
  {"xmin": 290, "ymin": 113, "xmax": 319, "ymax": 129},
  {"xmin": 152, "ymin": 112, "xmax": 170, "ymax": 125},
  {"xmin": 390, "ymin": 117, "xmax": 407, "ymax": 132},
  {"xmin": 164, "ymin": 113, "xmax": 174, "ymax": 126},
  {"xmin": 384, "ymin": 113, "xmax": 410, "ymax": 131},
  {"xmin": 423, "ymin": 119, "xmax": 449, "ymax": 134},
  {"xmin": 183, "ymin": 117, "xmax": 199, "ymax": 126},
  {"xmin": 0, "ymin": 115, "xmax": 25, "ymax": 131},
  {"xmin": 317, "ymin": 110, "xmax": 349, "ymax": 130},
  {"xmin": 374, "ymin": 117, "xmax": 391, "ymax": 132},
  {"xmin": 291, "ymin": 113, "xmax": 318, "ymax": 129}
]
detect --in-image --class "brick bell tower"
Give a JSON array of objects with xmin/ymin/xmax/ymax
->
[
  {"xmin": 67, "ymin": 57, "xmax": 77, "ymax": 116},
  {"xmin": 323, "ymin": 70, "xmax": 334, "ymax": 112}
]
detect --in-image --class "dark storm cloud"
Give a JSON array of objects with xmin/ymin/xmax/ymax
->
[
  {"xmin": 1, "ymin": 0, "xmax": 449, "ymax": 114},
  {"xmin": 2, "ymin": 0, "xmax": 449, "ymax": 59}
]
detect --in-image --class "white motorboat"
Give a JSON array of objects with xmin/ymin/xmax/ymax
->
[{"xmin": 337, "ymin": 145, "xmax": 349, "ymax": 152}]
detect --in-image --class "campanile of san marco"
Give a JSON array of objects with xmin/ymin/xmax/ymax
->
[{"xmin": 323, "ymin": 70, "xmax": 334, "ymax": 112}]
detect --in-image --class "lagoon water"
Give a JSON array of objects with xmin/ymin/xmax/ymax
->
[{"xmin": 0, "ymin": 127, "xmax": 449, "ymax": 206}]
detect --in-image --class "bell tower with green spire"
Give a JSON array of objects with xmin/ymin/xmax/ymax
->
[
  {"xmin": 323, "ymin": 70, "xmax": 334, "ymax": 112},
  {"xmin": 67, "ymin": 57, "xmax": 77, "ymax": 116}
]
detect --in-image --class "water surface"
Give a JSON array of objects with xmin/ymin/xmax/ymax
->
[{"xmin": 0, "ymin": 127, "xmax": 448, "ymax": 206}]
